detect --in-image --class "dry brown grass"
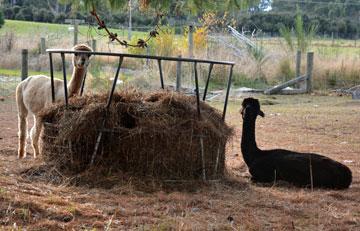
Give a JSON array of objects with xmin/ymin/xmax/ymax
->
[{"xmin": 0, "ymin": 93, "xmax": 359, "ymax": 230}]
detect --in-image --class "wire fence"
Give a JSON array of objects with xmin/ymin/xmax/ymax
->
[{"xmin": 0, "ymin": 76, "xmax": 20, "ymax": 113}]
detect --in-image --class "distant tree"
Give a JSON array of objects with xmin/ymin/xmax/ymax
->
[
  {"xmin": 279, "ymin": 7, "xmax": 317, "ymax": 52},
  {"xmin": 61, "ymin": 0, "xmax": 261, "ymax": 13},
  {"xmin": 15, "ymin": 6, "xmax": 33, "ymax": 20},
  {"xmin": 0, "ymin": 9, "xmax": 4, "ymax": 28}
]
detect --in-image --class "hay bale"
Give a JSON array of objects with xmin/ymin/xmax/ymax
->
[{"xmin": 40, "ymin": 89, "xmax": 233, "ymax": 181}]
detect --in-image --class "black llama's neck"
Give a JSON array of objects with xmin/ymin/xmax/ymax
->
[{"xmin": 241, "ymin": 113, "xmax": 260, "ymax": 166}]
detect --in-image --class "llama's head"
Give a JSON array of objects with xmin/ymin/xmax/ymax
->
[
  {"xmin": 72, "ymin": 44, "xmax": 93, "ymax": 69},
  {"xmin": 241, "ymin": 97, "xmax": 265, "ymax": 119}
]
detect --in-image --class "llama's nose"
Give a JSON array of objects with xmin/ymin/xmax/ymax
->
[{"xmin": 80, "ymin": 58, "xmax": 86, "ymax": 65}]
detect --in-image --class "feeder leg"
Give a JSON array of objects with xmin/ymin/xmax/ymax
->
[
  {"xmin": 200, "ymin": 136, "xmax": 206, "ymax": 181},
  {"xmin": 90, "ymin": 132, "xmax": 103, "ymax": 166},
  {"xmin": 90, "ymin": 119, "xmax": 106, "ymax": 166},
  {"xmin": 214, "ymin": 144, "xmax": 221, "ymax": 177}
]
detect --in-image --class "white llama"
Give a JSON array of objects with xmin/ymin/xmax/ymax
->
[{"xmin": 16, "ymin": 44, "xmax": 93, "ymax": 159}]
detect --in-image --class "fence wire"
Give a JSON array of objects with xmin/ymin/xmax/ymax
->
[{"xmin": 0, "ymin": 76, "xmax": 20, "ymax": 113}]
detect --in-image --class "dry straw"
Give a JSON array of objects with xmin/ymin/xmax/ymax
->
[{"xmin": 39, "ymin": 89, "xmax": 233, "ymax": 184}]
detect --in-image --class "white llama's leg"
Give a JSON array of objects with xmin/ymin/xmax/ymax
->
[
  {"xmin": 16, "ymin": 84, "xmax": 28, "ymax": 159},
  {"xmin": 30, "ymin": 116, "xmax": 42, "ymax": 158},
  {"xmin": 17, "ymin": 112, "xmax": 28, "ymax": 158}
]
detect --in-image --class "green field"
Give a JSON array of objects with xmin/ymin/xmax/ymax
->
[
  {"xmin": 0, "ymin": 20, "xmax": 147, "ymax": 38},
  {"xmin": 0, "ymin": 68, "xmax": 63, "ymax": 78},
  {"xmin": 1, "ymin": 20, "xmax": 360, "ymax": 90}
]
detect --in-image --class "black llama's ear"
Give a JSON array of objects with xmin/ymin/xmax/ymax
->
[{"xmin": 258, "ymin": 110, "xmax": 265, "ymax": 117}]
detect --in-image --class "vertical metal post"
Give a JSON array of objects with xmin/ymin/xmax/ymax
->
[
  {"xmin": 60, "ymin": 53, "xmax": 68, "ymax": 106},
  {"xmin": 91, "ymin": 56, "xmax": 124, "ymax": 166},
  {"xmin": 200, "ymin": 136, "xmax": 206, "ymax": 181},
  {"xmin": 306, "ymin": 52, "xmax": 314, "ymax": 93},
  {"xmin": 49, "ymin": 53, "xmax": 55, "ymax": 103},
  {"xmin": 107, "ymin": 56, "xmax": 124, "ymax": 108},
  {"xmin": 194, "ymin": 62, "xmax": 206, "ymax": 181},
  {"xmin": 21, "ymin": 49, "xmax": 28, "ymax": 81},
  {"xmin": 214, "ymin": 146, "xmax": 221, "ymax": 177},
  {"xmin": 157, "ymin": 59, "xmax": 164, "ymax": 89},
  {"xmin": 80, "ymin": 72, "xmax": 87, "ymax": 96},
  {"xmin": 40, "ymin": 37, "xmax": 46, "ymax": 54},
  {"xmin": 176, "ymin": 55, "xmax": 182, "ymax": 91},
  {"xmin": 222, "ymin": 65, "xmax": 234, "ymax": 120},
  {"xmin": 202, "ymin": 63, "xmax": 214, "ymax": 101},
  {"xmin": 193, "ymin": 62, "xmax": 201, "ymax": 118}
]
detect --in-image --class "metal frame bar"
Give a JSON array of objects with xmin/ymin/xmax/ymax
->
[
  {"xmin": 157, "ymin": 59, "xmax": 165, "ymax": 89},
  {"xmin": 47, "ymin": 49, "xmax": 235, "ymax": 66},
  {"xmin": 222, "ymin": 65, "xmax": 234, "ymax": 120},
  {"xmin": 60, "ymin": 53, "xmax": 68, "ymax": 106},
  {"xmin": 49, "ymin": 53, "xmax": 55, "ymax": 103},
  {"xmin": 47, "ymin": 49, "xmax": 236, "ymax": 173},
  {"xmin": 80, "ymin": 73, "xmax": 87, "ymax": 96},
  {"xmin": 193, "ymin": 62, "xmax": 201, "ymax": 118},
  {"xmin": 203, "ymin": 63, "xmax": 214, "ymax": 101},
  {"xmin": 107, "ymin": 56, "xmax": 124, "ymax": 108}
]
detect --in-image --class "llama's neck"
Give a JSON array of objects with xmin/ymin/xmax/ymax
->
[
  {"xmin": 241, "ymin": 115, "xmax": 260, "ymax": 166},
  {"xmin": 68, "ymin": 67, "xmax": 86, "ymax": 97}
]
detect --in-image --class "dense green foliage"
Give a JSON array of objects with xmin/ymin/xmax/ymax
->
[
  {"xmin": 238, "ymin": 0, "xmax": 360, "ymax": 38},
  {"xmin": 0, "ymin": 9, "xmax": 4, "ymax": 28}
]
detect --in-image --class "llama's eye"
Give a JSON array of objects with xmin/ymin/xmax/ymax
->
[{"xmin": 74, "ymin": 53, "xmax": 79, "ymax": 57}]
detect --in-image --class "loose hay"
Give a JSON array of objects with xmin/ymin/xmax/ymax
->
[{"xmin": 40, "ymin": 89, "xmax": 233, "ymax": 182}]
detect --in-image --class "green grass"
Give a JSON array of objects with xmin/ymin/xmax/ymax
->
[
  {"xmin": 0, "ymin": 20, "xmax": 148, "ymax": 39},
  {"xmin": 0, "ymin": 68, "xmax": 62, "ymax": 78},
  {"xmin": 259, "ymin": 37, "xmax": 360, "ymax": 58}
]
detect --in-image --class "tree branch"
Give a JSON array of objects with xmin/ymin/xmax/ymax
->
[{"xmin": 90, "ymin": 4, "xmax": 162, "ymax": 48}]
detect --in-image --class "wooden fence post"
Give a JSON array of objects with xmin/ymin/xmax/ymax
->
[
  {"xmin": 92, "ymin": 39, "xmax": 96, "ymax": 52},
  {"xmin": 306, "ymin": 52, "xmax": 314, "ymax": 93},
  {"xmin": 74, "ymin": 22, "xmax": 78, "ymax": 46},
  {"xmin": 21, "ymin": 49, "xmax": 28, "ymax": 81},
  {"xmin": 188, "ymin": 25, "xmax": 194, "ymax": 58},
  {"xmin": 40, "ymin": 37, "xmax": 46, "ymax": 54},
  {"xmin": 128, "ymin": 0, "xmax": 132, "ymax": 40},
  {"xmin": 295, "ymin": 50, "xmax": 302, "ymax": 88},
  {"xmin": 296, "ymin": 50, "xmax": 301, "ymax": 78},
  {"xmin": 146, "ymin": 45, "xmax": 150, "ymax": 66},
  {"xmin": 188, "ymin": 25, "xmax": 194, "ymax": 82},
  {"xmin": 176, "ymin": 55, "xmax": 182, "ymax": 91}
]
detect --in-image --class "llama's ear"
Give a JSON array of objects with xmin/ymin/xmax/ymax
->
[
  {"xmin": 258, "ymin": 110, "xmax": 265, "ymax": 117},
  {"xmin": 240, "ymin": 107, "xmax": 245, "ymax": 119}
]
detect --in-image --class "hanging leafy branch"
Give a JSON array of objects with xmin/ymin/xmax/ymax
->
[
  {"xmin": 90, "ymin": 4, "xmax": 162, "ymax": 48},
  {"xmin": 62, "ymin": 0, "xmax": 261, "ymax": 48}
]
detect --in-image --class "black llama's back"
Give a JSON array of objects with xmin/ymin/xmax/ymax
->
[{"xmin": 240, "ymin": 98, "xmax": 352, "ymax": 189}]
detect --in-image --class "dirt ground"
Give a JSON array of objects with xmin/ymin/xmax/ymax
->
[{"xmin": 0, "ymin": 94, "xmax": 359, "ymax": 230}]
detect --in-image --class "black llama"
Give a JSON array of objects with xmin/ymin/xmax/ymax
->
[{"xmin": 240, "ymin": 97, "xmax": 352, "ymax": 189}]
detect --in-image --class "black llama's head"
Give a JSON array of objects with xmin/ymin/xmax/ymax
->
[{"xmin": 241, "ymin": 98, "xmax": 265, "ymax": 119}]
